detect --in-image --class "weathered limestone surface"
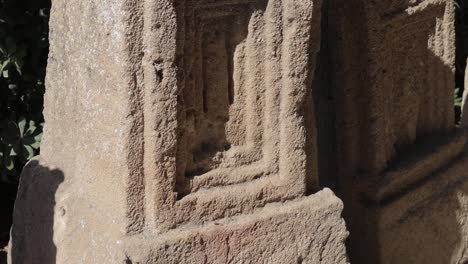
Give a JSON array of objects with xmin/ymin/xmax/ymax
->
[
  {"xmin": 328, "ymin": 0, "xmax": 468, "ymax": 263},
  {"xmin": 11, "ymin": 0, "xmax": 467, "ymax": 262},
  {"xmin": 375, "ymin": 151, "xmax": 468, "ymax": 264},
  {"xmin": 330, "ymin": 0, "xmax": 457, "ymax": 178},
  {"xmin": 124, "ymin": 189, "xmax": 348, "ymax": 264},
  {"xmin": 11, "ymin": 158, "xmax": 348, "ymax": 263},
  {"xmin": 9, "ymin": 0, "xmax": 349, "ymax": 263},
  {"xmin": 341, "ymin": 146, "xmax": 468, "ymax": 264},
  {"xmin": 11, "ymin": 0, "xmax": 137, "ymax": 262}
]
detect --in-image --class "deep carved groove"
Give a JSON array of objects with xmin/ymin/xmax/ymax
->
[{"xmin": 177, "ymin": 1, "xmax": 270, "ymax": 198}]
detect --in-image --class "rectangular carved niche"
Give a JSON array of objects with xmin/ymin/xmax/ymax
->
[
  {"xmin": 368, "ymin": 1, "xmax": 455, "ymax": 172},
  {"xmin": 336, "ymin": 1, "xmax": 457, "ymax": 176},
  {"xmin": 129, "ymin": 0, "xmax": 321, "ymax": 232},
  {"xmin": 364, "ymin": 1, "xmax": 463, "ymax": 202},
  {"xmin": 176, "ymin": 0, "xmax": 273, "ymax": 197},
  {"xmin": 332, "ymin": 0, "xmax": 463, "ymax": 202}
]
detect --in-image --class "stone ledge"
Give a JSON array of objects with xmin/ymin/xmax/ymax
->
[
  {"xmin": 124, "ymin": 189, "xmax": 349, "ymax": 264},
  {"xmin": 364, "ymin": 130, "xmax": 467, "ymax": 204}
]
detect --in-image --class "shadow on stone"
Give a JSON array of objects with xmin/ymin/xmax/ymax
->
[
  {"xmin": 324, "ymin": 0, "xmax": 468, "ymax": 263},
  {"xmin": 9, "ymin": 158, "xmax": 64, "ymax": 264}
]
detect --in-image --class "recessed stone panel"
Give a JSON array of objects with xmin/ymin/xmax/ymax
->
[
  {"xmin": 9, "ymin": 0, "xmax": 349, "ymax": 263},
  {"xmin": 332, "ymin": 0, "xmax": 456, "ymax": 176},
  {"xmin": 130, "ymin": 0, "xmax": 322, "ymax": 232}
]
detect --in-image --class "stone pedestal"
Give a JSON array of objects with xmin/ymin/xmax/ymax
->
[
  {"xmin": 11, "ymin": 0, "xmax": 466, "ymax": 263},
  {"xmin": 9, "ymin": 0, "xmax": 349, "ymax": 263}
]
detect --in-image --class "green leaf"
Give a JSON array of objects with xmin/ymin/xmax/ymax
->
[
  {"xmin": 0, "ymin": 45, "xmax": 6, "ymax": 55},
  {"xmin": 9, "ymin": 145, "xmax": 18, "ymax": 157},
  {"xmin": 0, "ymin": 0, "xmax": 50, "ymax": 182},
  {"xmin": 22, "ymin": 145, "xmax": 34, "ymax": 161},
  {"xmin": 14, "ymin": 60, "xmax": 23, "ymax": 75},
  {"xmin": 30, "ymin": 141, "xmax": 41, "ymax": 150},
  {"xmin": 0, "ymin": 58, "xmax": 10, "ymax": 72},
  {"xmin": 4, "ymin": 152, "xmax": 14, "ymax": 171},
  {"xmin": 23, "ymin": 121, "xmax": 37, "ymax": 137},
  {"xmin": 33, "ymin": 133, "xmax": 42, "ymax": 145},
  {"xmin": 18, "ymin": 117, "xmax": 26, "ymax": 137}
]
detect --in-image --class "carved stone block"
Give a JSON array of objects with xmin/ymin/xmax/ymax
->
[
  {"xmin": 329, "ymin": 1, "xmax": 464, "ymax": 263},
  {"xmin": 363, "ymin": 0, "xmax": 456, "ymax": 173},
  {"xmin": 133, "ymin": 0, "xmax": 324, "ymax": 232},
  {"xmin": 331, "ymin": 0, "xmax": 458, "ymax": 178},
  {"xmin": 9, "ymin": 0, "xmax": 350, "ymax": 263}
]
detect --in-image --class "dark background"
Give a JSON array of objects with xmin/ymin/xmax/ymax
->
[
  {"xmin": 0, "ymin": 0, "xmax": 50, "ymax": 248},
  {"xmin": 456, "ymin": 0, "xmax": 468, "ymax": 120}
]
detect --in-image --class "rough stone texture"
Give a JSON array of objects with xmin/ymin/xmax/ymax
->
[
  {"xmin": 138, "ymin": 0, "xmax": 324, "ymax": 232},
  {"xmin": 125, "ymin": 189, "xmax": 348, "ymax": 264},
  {"xmin": 9, "ymin": 0, "xmax": 350, "ymax": 263},
  {"xmin": 11, "ymin": 0, "xmax": 467, "ymax": 262},
  {"xmin": 353, "ymin": 147, "xmax": 468, "ymax": 264},
  {"xmin": 10, "ymin": 158, "xmax": 348, "ymax": 264},
  {"xmin": 328, "ymin": 0, "xmax": 468, "ymax": 263},
  {"xmin": 330, "ymin": 0, "xmax": 456, "ymax": 178}
]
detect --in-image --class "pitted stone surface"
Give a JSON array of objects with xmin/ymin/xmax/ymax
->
[
  {"xmin": 330, "ymin": 0, "xmax": 456, "ymax": 177},
  {"xmin": 135, "ymin": 0, "xmax": 324, "ymax": 232},
  {"xmin": 11, "ymin": 0, "xmax": 466, "ymax": 263},
  {"xmin": 9, "ymin": 0, "xmax": 349, "ymax": 263},
  {"xmin": 328, "ymin": 1, "xmax": 467, "ymax": 263},
  {"xmin": 125, "ymin": 189, "xmax": 348, "ymax": 264}
]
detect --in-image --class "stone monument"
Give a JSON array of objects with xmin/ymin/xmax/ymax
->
[
  {"xmin": 10, "ymin": 0, "xmax": 468, "ymax": 263},
  {"xmin": 329, "ymin": 0, "xmax": 468, "ymax": 263},
  {"xmin": 9, "ymin": 0, "xmax": 349, "ymax": 263}
]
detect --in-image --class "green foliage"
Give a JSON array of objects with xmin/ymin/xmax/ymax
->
[
  {"xmin": 0, "ymin": 0, "xmax": 50, "ymax": 182},
  {"xmin": 455, "ymin": 88, "xmax": 463, "ymax": 110}
]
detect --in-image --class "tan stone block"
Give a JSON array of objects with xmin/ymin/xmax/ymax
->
[
  {"xmin": 353, "ymin": 149, "xmax": 468, "ymax": 264},
  {"xmin": 328, "ymin": 0, "xmax": 465, "ymax": 263},
  {"xmin": 330, "ymin": 0, "xmax": 457, "ymax": 176},
  {"xmin": 135, "ymin": 0, "xmax": 324, "ymax": 232},
  {"xmin": 9, "ymin": 0, "xmax": 349, "ymax": 263},
  {"xmin": 124, "ymin": 189, "xmax": 348, "ymax": 264}
]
